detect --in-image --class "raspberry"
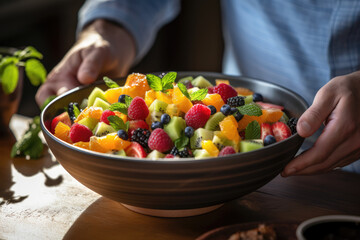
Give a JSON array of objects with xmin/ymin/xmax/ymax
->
[
  {"xmin": 69, "ymin": 123, "xmax": 93, "ymax": 143},
  {"xmin": 100, "ymin": 110, "xmax": 115, "ymax": 125},
  {"xmin": 185, "ymin": 104, "xmax": 211, "ymax": 129},
  {"xmin": 128, "ymin": 97, "xmax": 149, "ymax": 120},
  {"xmin": 148, "ymin": 128, "xmax": 174, "ymax": 153},
  {"xmin": 227, "ymin": 96, "xmax": 245, "ymax": 107},
  {"xmin": 213, "ymin": 83, "xmax": 238, "ymax": 103},
  {"xmin": 218, "ymin": 146, "xmax": 236, "ymax": 156},
  {"xmin": 207, "ymin": 86, "xmax": 214, "ymax": 94},
  {"xmin": 131, "ymin": 128, "xmax": 151, "ymax": 149}
]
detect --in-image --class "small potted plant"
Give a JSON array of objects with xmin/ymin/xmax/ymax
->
[{"xmin": 0, "ymin": 46, "xmax": 47, "ymax": 132}]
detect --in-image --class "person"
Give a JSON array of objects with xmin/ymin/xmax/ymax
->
[{"xmin": 36, "ymin": 0, "xmax": 360, "ymax": 175}]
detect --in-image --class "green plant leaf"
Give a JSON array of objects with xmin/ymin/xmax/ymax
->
[
  {"xmin": 103, "ymin": 76, "xmax": 120, "ymax": 88},
  {"xmin": 0, "ymin": 63, "xmax": 18, "ymax": 94},
  {"xmin": 161, "ymin": 71, "xmax": 176, "ymax": 91},
  {"xmin": 245, "ymin": 120, "xmax": 261, "ymax": 139},
  {"xmin": 190, "ymin": 88, "xmax": 208, "ymax": 101},
  {"xmin": 174, "ymin": 135, "xmax": 189, "ymax": 150},
  {"xmin": 107, "ymin": 115, "xmax": 128, "ymax": 131},
  {"xmin": 237, "ymin": 103, "xmax": 262, "ymax": 116},
  {"xmin": 109, "ymin": 102, "xmax": 128, "ymax": 115},
  {"xmin": 25, "ymin": 59, "xmax": 47, "ymax": 86},
  {"xmin": 15, "ymin": 46, "xmax": 43, "ymax": 60},
  {"xmin": 124, "ymin": 95, "xmax": 133, "ymax": 107},
  {"xmin": 146, "ymin": 74, "xmax": 162, "ymax": 91},
  {"xmin": 177, "ymin": 83, "xmax": 191, "ymax": 100}
]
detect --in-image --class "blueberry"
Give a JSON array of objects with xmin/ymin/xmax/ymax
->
[
  {"xmin": 234, "ymin": 111, "xmax": 244, "ymax": 122},
  {"xmin": 118, "ymin": 94, "xmax": 128, "ymax": 103},
  {"xmin": 207, "ymin": 105, "xmax": 217, "ymax": 115},
  {"xmin": 184, "ymin": 126, "xmax": 194, "ymax": 138},
  {"xmin": 117, "ymin": 129, "xmax": 128, "ymax": 140},
  {"xmin": 151, "ymin": 121, "xmax": 163, "ymax": 130},
  {"xmin": 253, "ymin": 93, "xmax": 263, "ymax": 102},
  {"xmin": 160, "ymin": 113, "xmax": 171, "ymax": 125},
  {"xmin": 264, "ymin": 135, "xmax": 276, "ymax": 146},
  {"xmin": 220, "ymin": 104, "xmax": 232, "ymax": 116}
]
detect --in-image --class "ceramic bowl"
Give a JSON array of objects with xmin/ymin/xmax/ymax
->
[{"xmin": 41, "ymin": 72, "xmax": 308, "ymax": 217}]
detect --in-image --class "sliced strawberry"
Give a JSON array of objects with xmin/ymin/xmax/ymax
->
[
  {"xmin": 260, "ymin": 123, "xmax": 274, "ymax": 141},
  {"xmin": 271, "ymin": 122, "xmax": 291, "ymax": 142},
  {"xmin": 51, "ymin": 112, "xmax": 71, "ymax": 134},
  {"xmin": 125, "ymin": 142, "xmax": 147, "ymax": 158},
  {"xmin": 256, "ymin": 101, "xmax": 284, "ymax": 111}
]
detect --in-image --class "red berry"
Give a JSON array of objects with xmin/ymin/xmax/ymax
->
[
  {"xmin": 128, "ymin": 97, "xmax": 149, "ymax": 120},
  {"xmin": 69, "ymin": 123, "xmax": 93, "ymax": 143},
  {"xmin": 218, "ymin": 146, "xmax": 236, "ymax": 156},
  {"xmin": 213, "ymin": 83, "xmax": 237, "ymax": 103},
  {"xmin": 128, "ymin": 120, "xmax": 149, "ymax": 138},
  {"xmin": 207, "ymin": 86, "xmax": 214, "ymax": 94},
  {"xmin": 51, "ymin": 112, "xmax": 71, "ymax": 134},
  {"xmin": 185, "ymin": 104, "xmax": 211, "ymax": 129},
  {"xmin": 256, "ymin": 101, "xmax": 284, "ymax": 110},
  {"xmin": 125, "ymin": 142, "xmax": 147, "ymax": 158},
  {"xmin": 100, "ymin": 110, "xmax": 115, "ymax": 125},
  {"xmin": 261, "ymin": 123, "xmax": 274, "ymax": 141},
  {"xmin": 148, "ymin": 128, "xmax": 174, "ymax": 153},
  {"xmin": 271, "ymin": 122, "xmax": 291, "ymax": 142},
  {"xmin": 164, "ymin": 154, "xmax": 175, "ymax": 158}
]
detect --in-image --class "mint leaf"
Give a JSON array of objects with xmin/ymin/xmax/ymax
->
[
  {"xmin": 1, "ymin": 63, "xmax": 18, "ymax": 94},
  {"xmin": 108, "ymin": 115, "xmax": 128, "ymax": 131},
  {"xmin": 190, "ymin": 88, "xmax": 208, "ymax": 101},
  {"xmin": 146, "ymin": 74, "xmax": 162, "ymax": 91},
  {"xmin": 237, "ymin": 103, "xmax": 262, "ymax": 116},
  {"xmin": 25, "ymin": 59, "xmax": 47, "ymax": 86},
  {"xmin": 103, "ymin": 76, "xmax": 120, "ymax": 88},
  {"xmin": 245, "ymin": 120, "xmax": 261, "ymax": 139},
  {"xmin": 124, "ymin": 95, "xmax": 133, "ymax": 107},
  {"xmin": 109, "ymin": 102, "xmax": 128, "ymax": 115},
  {"xmin": 177, "ymin": 83, "xmax": 191, "ymax": 100},
  {"xmin": 161, "ymin": 71, "xmax": 176, "ymax": 91},
  {"xmin": 174, "ymin": 135, "xmax": 189, "ymax": 150}
]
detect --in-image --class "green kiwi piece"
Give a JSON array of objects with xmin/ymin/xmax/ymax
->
[
  {"xmin": 113, "ymin": 149, "xmax": 126, "ymax": 156},
  {"xmin": 187, "ymin": 87, "xmax": 200, "ymax": 94},
  {"xmin": 239, "ymin": 139, "xmax": 263, "ymax": 152},
  {"xmin": 212, "ymin": 131, "xmax": 239, "ymax": 152},
  {"xmin": 92, "ymin": 122, "xmax": 116, "ymax": 137},
  {"xmin": 193, "ymin": 149, "xmax": 211, "ymax": 159},
  {"xmin": 191, "ymin": 76, "xmax": 213, "ymax": 88},
  {"xmin": 244, "ymin": 95, "xmax": 254, "ymax": 104},
  {"xmin": 78, "ymin": 117, "xmax": 99, "ymax": 131},
  {"xmin": 178, "ymin": 76, "xmax": 194, "ymax": 84},
  {"xmin": 190, "ymin": 128, "xmax": 214, "ymax": 149},
  {"xmin": 164, "ymin": 116, "xmax": 186, "ymax": 141},
  {"xmin": 93, "ymin": 97, "xmax": 111, "ymax": 110},
  {"xmin": 204, "ymin": 112, "xmax": 226, "ymax": 131},
  {"xmin": 88, "ymin": 87, "xmax": 107, "ymax": 107},
  {"xmin": 146, "ymin": 150, "xmax": 165, "ymax": 159},
  {"xmin": 149, "ymin": 99, "xmax": 168, "ymax": 112}
]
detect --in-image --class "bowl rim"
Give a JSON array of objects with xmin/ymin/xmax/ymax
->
[{"xmin": 40, "ymin": 71, "xmax": 309, "ymax": 164}]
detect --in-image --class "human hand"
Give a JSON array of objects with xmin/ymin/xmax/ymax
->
[
  {"xmin": 36, "ymin": 19, "xmax": 136, "ymax": 106},
  {"xmin": 282, "ymin": 71, "xmax": 360, "ymax": 176}
]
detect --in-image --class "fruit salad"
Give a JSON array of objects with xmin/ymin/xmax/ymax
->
[{"xmin": 50, "ymin": 72, "xmax": 298, "ymax": 159}]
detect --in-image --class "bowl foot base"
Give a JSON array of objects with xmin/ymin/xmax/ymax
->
[{"xmin": 121, "ymin": 203, "xmax": 224, "ymax": 217}]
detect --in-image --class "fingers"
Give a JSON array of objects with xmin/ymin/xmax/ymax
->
[{"xmin": 77, "ymin": 48, "xmax": 106, "ymax": 84}]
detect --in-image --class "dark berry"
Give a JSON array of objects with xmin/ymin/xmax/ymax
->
[
  {"xmin": 227, "ymin": 96, "xmax": 245, "ymax": 107},
  {"xmin": 184, "ymin": 126, "xmax": 194, "ymax": 138},
  {"xmin": 131, "ymin": 128, "xmax": 151, "ymax": 148},
  {"xmin": 234, "ymin": 111, "xmax": 244, "ymax": 122},
  {"xmin": 220, "ymin": 104, "xmax": 232, "ymax": 116},
  {"xmin": 151, "ymin": 121, "xmax": 163, "ymax": 130},
  {"xmin": 160, "ymin": 114, "xmax": 171, "ymax": 125},
  {"xmin": 170, "ymin": 147, "xmax": 179, "ymax": 156},
  {"xmin": 253, "ymin": 93, "xmax": 263, "ymax": 102},
  {"xmin": 170, "ymin": 147, "xmax": 192, "ymax": 158},
  {"xmin": 118, "ymin": 94, "xmax": 128, "ymax": 103},
  {"xmin": 208, "ymin": 105, "xmax": 217, "ymax": 115},
  {"xmin": 67, "ymin": 102, "xmax": 80, "ymax": 122},
  {"xmin": 287, "ymin": 117, "xmax": 298, "ymax": 134},
  {"xmin": 117, "ymin": 129, "xmax": 128, "ymax": 140},
  {"xmin": 264, "ymin": 135, "xmax": 276, "ymax": 146}
]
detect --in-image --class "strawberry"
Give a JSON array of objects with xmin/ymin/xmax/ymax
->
[
  {"xmin": 51, "ymin": 112, "xmax": 71, "ymax": 134},
  {"xmin": 256, "ymin": 101, "xmax": 284, "ymax": 110},
  {"xmin": 218, "ymin": 146, "xmax": 236, "ymax": 156},
  {"xmin": 69, "ymin": 123, "xmax": 93, "ymax": 143},
  {"xmin": 260, "ymin": 123, "xmax": 274, "ymax": 141},
  {"xmin": 128, "ymin": 96, "xmax": 149, "ymax": 120},
  {"xmin": 271, "ymin": 122, "xmax": 291, "ymax": 142},
  {"xmin": 125, "ymin": 142, "xmax": 147, "ymax": 158},
  {"xmin": 128, "ymin": 120, "xmax": 149, "ymax": 138},
  {"xmin": 213, "ymin": 83, "xmax": 237, "ymax": 103},
  {"xmin": 164, "ymin": 154, "xmax": 175, "ymax": 158},
  {"xmin": 100, "ymin": 110, "xmax": 115, "ymax": 125},
  {"xmin": 185, "ymin": 104, "xmax": 211, "ymax": 129},
  {"xmin": 148, "ymin": 128, "xmax": 174, "ymax": 153}
]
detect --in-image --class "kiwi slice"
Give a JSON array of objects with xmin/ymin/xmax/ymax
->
[
  {"xmin": 187, "ymin": 87, "xmax": 200, "ymax": 94},
  {"xmin": 191, "ymin": 76, "xmax": 213, "ymax": 88},
  {"xmin": 147, "ymin": 150, "xmax": 165, "ymax": 159},
  {"xmin": 93, "ymin": 97, "xmax": 111, "ymax": 110},
  {"xmin": 212, "ymin": 131, "xmax": 239, "ymax": 152},
  {"xmin": 88, "ymin": 87, "xmax": 107, "ymax": 107},
  {"xmin": 164, "ymin": 116, "xmax": 186, "ymax": 141},
  {"xmin": 244, "ymin": 95, "xmax": 254, "ymax": 104},
  {"xmin": 193, "ymin": 149, "xmax": 211, "ymax": 159},
  {"xmin": 204, "ymin": 112, "xmax": 226, "ymax": 131},
  {"xmin": 113, "ymin": 149, "xmax": 126, "ymax": 156},
  {"xmin": 149, "ymin": 99, "xmax": 168, "ymax": 112},
  {"xmin": 93, "ymin": 122, "xmax": 116, "ymax": 137},
  {"xmin": 78, "ymin": 117, "xmax": 99, "ymax": 131},
  {"xmin": 190, "ymin": 128, "xmax": 214, "ymax": 149},
  {"xmin": 178, "ymin": 76, "xmax": 194, "ymax": 84},
  {"xmin": 239, "ymin": 139, "xmax": 263, "ymax": 152}
]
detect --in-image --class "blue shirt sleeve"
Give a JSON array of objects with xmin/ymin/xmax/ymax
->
[{"xmin": 78, "ymin": 0, "xmax": 181, "ymax": 63}]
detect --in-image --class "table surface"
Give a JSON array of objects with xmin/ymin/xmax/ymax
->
[{"xmin": 1, "ymin": 115, "xmax": 360, "ymax": 240}]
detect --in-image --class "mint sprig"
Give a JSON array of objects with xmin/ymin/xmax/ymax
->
[
  {"xmin": 245, "ymin": 120, "xmax": 261, "ymax": 139},
  {"xmin": 107, "ymin": 115, "xmax": 129, "ymax": 131},
  {"xmin": 174, "ymin": 135, "xmax": 189, "ymax": 150},
  {"xmin": 237, "ymin": 103, "xmax": 262, "ymax": 116},
  {"xmin": 146, "ymin": 72, "xmax": 177, "ymax": 92},
  {"xmin": 103, "ymin": 76, "xmax": 120, "ymax": 88},
  {"xmin": 178, "ymin": 83, "xmax": 208, "ymax": 101},
  {"xmin": 108, "ymin": 95, "xmax": 132, "ymax": 115}
]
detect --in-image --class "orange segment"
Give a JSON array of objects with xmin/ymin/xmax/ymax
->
[
  {"xmin": 264, "ymin": 109, "xmax": 284, "ymax": 123},
  {"xmin": 73, "ymin": 141, "xmax": 90, "ymax": 150},
  {"xmin": 219, "ymin": 115, "xmax": 240, "ymax": 143},
  {"xmin": 54, "ymin": 121, "xmax": 72, "ymax": 143},
  {"xmin": 234, "ymin": 87, "xmax": 253, "ymax": 96},
  {"xmin": 144, "ymin": 89, "xmax": 157, "ymax": 106},
  {"xmin": 95, "ymin": 133, "xmax": 131, "ymax": 151},
  {"xmin": 156, "ymin": 91, "xmax": 172, "ymax": 104},
  {"xmin": 238, "ymin": 109, "xmax": 268, "ymax": 130},
  {"xmin": 75, "ymin": 106, "xmax": 103, "ymax": 122},
  {"xmin": 89, "ymin": 136, "xmax": 108, "ymax": 153},
  {"xmin": 104, "ymin": 87, "xmax": 125, "ymax": 104},
  {"xmin": 202, "ymin": 93, "xmax": 225, "ymax": 112},
  {"xmin": 215, "ymin": 79, "xmax": 230, "ymax": 85},
  {"xmin": 201, "ymin": 140, "xmax": 219, "ymax": 157},
  {"xmin": 172, "ymin": 85, "xmax": 193, "ymax": 113},
  {"xmin": 114, "ymin": 111, "xmax": 127, "ymax": 123}
]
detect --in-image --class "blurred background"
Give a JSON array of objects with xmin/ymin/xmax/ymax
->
[{"xmin": 0, "ymin": 0, "xmax": 223, "ymax": 117}]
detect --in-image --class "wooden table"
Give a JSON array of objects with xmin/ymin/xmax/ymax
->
[{"xmin": 1, "ymin": 115, "xmax": 360, "ymax": 240}]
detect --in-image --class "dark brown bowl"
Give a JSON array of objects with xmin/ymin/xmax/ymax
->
[{"xmin": 41, "ymin": 72, "xmax": 308, "ymax": 217}]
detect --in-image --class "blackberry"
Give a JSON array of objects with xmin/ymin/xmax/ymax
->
[
  {"xmin": 227, "ymin": 96, "xmax": 245, "ymax": 107},
  {"xmin": 68, "ymin": 102, "xmax": 80, "ymax": 122},
  {"xmin": 131, "ymin": 128, "xmax": 151, "ymax": 148},
  {"xmin": 170, "ymin": 147, "xmax": 192, "ymax": 158},
  {"xmin": 288, "ymin": 117, "xmax": 298, "ymax": 134},
  {"xmin": 170, "ymin": 147, "xmax": 179, "ymax": 156}
]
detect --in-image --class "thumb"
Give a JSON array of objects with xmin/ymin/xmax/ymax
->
[{"xmin": 77, "ymin": 50, "xmax": 105, "ymax": 85}]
